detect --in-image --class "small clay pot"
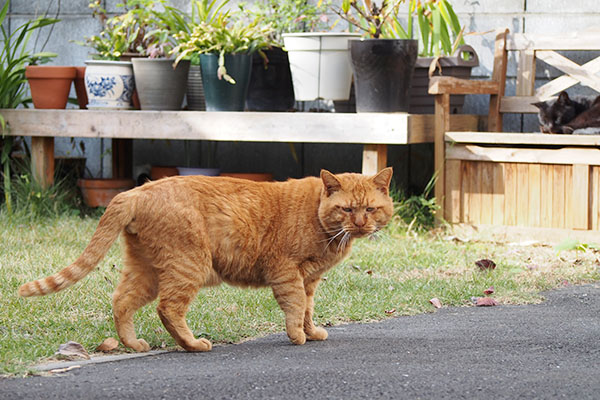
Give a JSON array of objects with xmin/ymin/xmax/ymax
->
[
  {"xmin": 77, "ymin": 178, "xmax": 135, "ymax": 208},
  {"xmin": 25, "ymin": 66, "xmax": 77, "ymax": 109}
]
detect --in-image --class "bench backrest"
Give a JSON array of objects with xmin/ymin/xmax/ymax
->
[{"xmin": 490, "ymin": 29, "xmax": 600, "ymax": 131}]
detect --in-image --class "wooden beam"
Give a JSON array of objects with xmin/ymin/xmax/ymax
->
[
  {"xmin": 445, "ymin": 131, "xmax": 600, "ymax": 146},
  {"xmin": 572, "ymin": 164, "xmax": 590, "ymax": 229},
  {"xmin": 428, "ymin": 76, "xmax": 500, "ymax": 95},
  {"xmin": 362, "ymin": 144, "xmax": 387, "ymax": 175},
  {"xmin": 31, "ymin": 137, "xmax": 54, "ymax": 188},
  {"xmin": 434, "ymin": 93, "xmax": 450, "ymax": 222}
]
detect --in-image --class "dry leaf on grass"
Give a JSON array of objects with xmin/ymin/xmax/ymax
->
[
  {"xmin": 483, "ymin": 286, "xmax": 495, "ymax": 295},
  {"xmin": 475, "ymin": 259, "xmax": 496, "ymax": 270},
  {"xmin": 55, "ymin": 341, "xmax": 90, "ymax": 360},
  {"xmin": 474, "ymin": 297, "xmax": 498, "ymax": 307},
  {"xmin": 385, "ymin": 308, "xmax": 396, "ymax": 315},
  {"xmin": 96, "ymin": 337, "xmax": 119, "ymax": 352},
  {"xmin": 429, "ymin": 298, "xmax": 443, "ymax": 309}
]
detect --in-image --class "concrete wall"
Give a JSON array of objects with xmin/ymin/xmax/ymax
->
[{"xmin": 6, "ymin": 0, "xmax": 600, "ymax": 190}]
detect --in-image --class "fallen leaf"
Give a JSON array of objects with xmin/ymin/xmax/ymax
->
[
  {"xmin": 475, "ymin": 259, "xmax": 496, "ymax": 270},
  {"xmin": 474, "ymin": 297, "xmax": 498, "ymax": 307},
  {"xmin": 385, "ymin": 308, "xmax": 396, "ymax": 315},
  {"xmin": 96, "ymin": 337, "xmax": 119, "ymax": 352},
  {"xmin": 429, "ymin": 298, "xmax": 442, "ymax": 309},
  {"xmin": 49, "ymin": 365, "xmax": 81, "ymax": 374},
  {"xmin": 56, "ymin": 341, "xmax": 90, "ymax": 360},
  {"xmin": 483, "ymin": 286, "xmax": 495, "ymax": 295},
  {"xmin": 366, "ymin": 270, "xmax": 373, "ymax": 275}
]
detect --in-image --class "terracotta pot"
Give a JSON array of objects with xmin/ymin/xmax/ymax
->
[
  {"xmin": 150, "ymin": 166, "xmax": 179, "ymax": 180},
  {"xmin": 74, "ymin": 66, "xmax": 88, "ymax": 109},
  {"xmin": 25, "ymin": 66, "xmax": 76, "ymax": 109},
  {"xmin": 77, "ymin": 178, "xmax": 135, "ymax": 208},
  {"xmin": 220, "ymin": 173, "xmax": 274, "ymax": 182}
]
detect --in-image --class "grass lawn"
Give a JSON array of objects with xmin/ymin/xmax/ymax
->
[{"xmin": 1, "ymin": 212, "xmax": 599, "ymax": 376}]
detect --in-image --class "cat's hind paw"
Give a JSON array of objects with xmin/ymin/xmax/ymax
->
[
  {"xmin": 306, "ymin": 327, "xmax": 328, "ymax": 341},
  {"xmin": 182, "ymin": 338, "xmax": 212, "ymax": 352}
]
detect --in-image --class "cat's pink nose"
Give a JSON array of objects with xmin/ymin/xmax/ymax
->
[{"xmin": 354, "ymin": 215, "xmax": 366, "ymax": 227}]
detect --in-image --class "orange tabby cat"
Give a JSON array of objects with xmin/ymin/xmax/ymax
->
[{"xmin": 19, "ymin": 168, "xmax": 394, "ymax": 352}]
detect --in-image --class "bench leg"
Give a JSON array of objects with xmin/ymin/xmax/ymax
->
[
  {"xmin": 362, "ymin": 144, "xmax": 387, "ymax": 175},
  {"xmin": 434, "ymin": 94, "xmax": 450, "ymax": 223},
  {"xmin": 31, "ymin": 137, "xmax": 54, "ymax": 189},
  {"xmin": 112, "ymin": 138, "xmax": 133, "ymax": 179}
]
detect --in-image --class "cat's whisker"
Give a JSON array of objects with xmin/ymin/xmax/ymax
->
[{"xmin": 323, "ymin": 228, "xmax": 346, "ymax": 249}]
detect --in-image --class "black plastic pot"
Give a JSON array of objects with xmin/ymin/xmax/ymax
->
[
  {"xmin": 200, "ymin": 53, "xmax": 252, "ymax": 111},
  {"xmin": 349, "ymin": 39, "xmax": 418, "ymax": 112},
  {"xmin": 246, "ymin": 48, "xmax": 295, "ymax": 111}
]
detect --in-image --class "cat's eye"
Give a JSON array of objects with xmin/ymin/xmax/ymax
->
[
  {"xmin": 366, "ymin": 207, "xmax": 376, "ymax": 212},
  {"xmin": 342, "ymin": 207, "xmax": 353, "ymax": 213}
]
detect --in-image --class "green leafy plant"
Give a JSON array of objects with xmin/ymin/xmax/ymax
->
[
  {"xmin": 79, "ymin": 0, "xmax": 183, "ymax": 60},
  {"xmin": 335, "ymin": 0, "xmax": 410, "ymax": 39},
  {"xmin": 173, "ymin": 0, "xmax": 276, "ymax": 84},
  {"xmin": 413, "ymin": 0, "xmax": 464, "ymax": 57},
  {"xmin": 392, "ymin": 173, "xmax": 439, "ymax": 231},
  {"xmin": 241, "ymin": 0, "xmax": 331, "ymax": 45},
  {"xmin": 0, "ymin": 0, "xmax": 59, "ymax": 214}
]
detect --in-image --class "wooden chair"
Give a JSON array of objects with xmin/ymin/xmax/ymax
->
[{"xmin": 430, "ymin": 29, "xmax": 600, "ymax": 230}]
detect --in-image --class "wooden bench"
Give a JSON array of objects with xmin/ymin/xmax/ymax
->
[
  {"xmin": 430, "ymin": 29, "xmax": 600, "ymax": 230},
  {"xmin": 0, "ymin": 109, "xmax": 480, "ymax": 187}
]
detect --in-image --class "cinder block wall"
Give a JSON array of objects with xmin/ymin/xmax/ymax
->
[{"xmin": 6, "ymin": 0, "xmax": 600, "ymax": 188}]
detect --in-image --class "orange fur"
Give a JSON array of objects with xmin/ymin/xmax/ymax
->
[{"xmin": 19, "ymin": 168, "xmax": 394, "ymax": 351}]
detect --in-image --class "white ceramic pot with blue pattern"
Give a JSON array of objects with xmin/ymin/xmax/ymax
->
[{"xmin": 84, "ymin": 60, "xmax": 134, "ymax": 109}]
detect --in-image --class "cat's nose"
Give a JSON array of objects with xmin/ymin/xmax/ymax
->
[{"xmin": 354, "ymin": 215, "xmax": 366, "ymax": 227}]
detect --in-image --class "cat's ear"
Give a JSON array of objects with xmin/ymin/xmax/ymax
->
[
  {"xmin": 372, "ymin": 167, "xmax": 393, "ymax": 195},
  {"xmin": 320, "ymin": 170, "xmax": 342, "ymax": 196},
  {"xmin": 557, "ymin": 91, "xmax": 571, "ymax": 105},
  {"xmin": 532, "ymin": 101, "xmax": 547, "ymax": 111}
]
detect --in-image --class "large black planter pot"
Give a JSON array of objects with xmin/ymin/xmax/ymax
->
[
  {"xmin": 200, "ymin": 53, "xmax": 252, "ymax": 111},
  {"xmin": 246, "ymin": 48, "xmax": 295, "ymax": 111},
  {"xmin": 350, "ymin": 39, "xmax": 418, "ymax": 112}
]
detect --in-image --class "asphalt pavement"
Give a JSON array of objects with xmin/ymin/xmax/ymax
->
[{"xmin": 2, "ymin": 283, "xmax": 599, "ymax": 399}]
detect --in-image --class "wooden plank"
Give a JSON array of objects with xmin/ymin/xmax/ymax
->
[
  {"xmin": 469, "ymin": 161, "xmax": 482, "ymax": 224},
  {"xmin": 434, "ymin": 93, "xmax": 450, "ymax": 222},
  {"xmin": 488, "ymin": 29, "xmax": 508, "ymax": 132},
  {"xmin": 30, "ymin": 137, "xmax": 54, "ymax": 189},
  {"xmin": 492, "ymin": 162, "xmax": 505, "ymax": 225},
  {"xmin": 516, "ymin": 163, "xmax": 530, "ymax": 226},
  {"xmin": 0, "ymin": 109, "xmax": 412, "ymax": 145},
  {"xmin": 565, "ymin": 165, "xmax": 573, "ymax": 228},
  {"xmin": 504, "ymin": 163, "xmax": 517, "ymax": 226},
  {"xmin": 428, "ymin": 76, "xmax": 500, "ymax": 95},
  {"xmin": 499, "ymin": 96, "xmax": 542, "ymax": 114},
  {"xmin": 480, "ymin": 162, "xmax": 494, "ymax": 224},
  {"xmin": 507, "ymin": 32, "xmax": 600, "ymax": 51},
  {"xmin": 516, "ymin": 50, "xmax": 536, "ymax": 97},
  {"xmin": 446, "ymin": 131, "xmax": 600, "ymax": 146},
  {"xmin": 594, "ymin": 167, "xmax": 600, "ymax": 230},
  {"xmin": 445, "ymin": 159, "xmax": 462, "ymax": 223},
  {"xmin": 462, "ymin": 161, "xmax": 473, "ymax": 223},
  {"xmin": 407, "ymin": 114, "xmax": 480, "ymax": 143},
  {"xmin": 445, "ymin": 144, "xmax": 600, "ymax": 166},
  {"xmin": 572, "ymin": 164, "xmax": 590, "ymax": 230},
  {"xmin": 361, "ymin": 145, "xmax": 387, "ymax": 175},
  {"xmin": 540, "ymin": 164, "xmax": 554, "ymax": 228},
  {"xmin": 553, "ymin": 165, "xmax": 566, "ymax": 229},
  {"xmin": 528, "ymin": 164, "xmax": 541, "ymax": 227},
  {"xmin": 536, "ymin": 56, "xmax": 600, "ymax": 100},
  {"xmin": 536, "ymin": 51, "xmax": 600, "ymax": 93}
]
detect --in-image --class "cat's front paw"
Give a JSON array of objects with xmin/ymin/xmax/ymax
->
[
  {"xmin": 287, "ymin": 330, "xmax": 306, "ymax": 345},
  {"xmin": 182, "ymin": 338, "xmax": 213, "ymax": 352},
  {"xmin": 127, "ymin": 338, "xmax": 150, "ymax": 352},
  {"xmin": 306, "ymin": 326, "xmax": 328, "ymax": 341}
]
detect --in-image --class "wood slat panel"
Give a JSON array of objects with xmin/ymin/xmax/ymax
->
[
  {"xmin": 536, "ymin": 56, "xmax": 600, "ymax": 100},
  {"xmin": 492, "ymin": 163, "xmax": 505, "ymax": 225},
  {"xmin": 499, "ymin": 97, "xmax": 540, "ymax": 113},
  {"xmin": 446, "ymin": 132, "xmax": 600, "ymax": 146},
  {"xmin": 572, "ymin": 164, "xmax": 590, "ymax": 229},
  {"xmin": 462, "ymin": 161, "xmax": 472, "ymax": 223},
  {"xmin": 593, "ymin": 167, "xmax": 600, "ymax": 230},
  {"xmin": 528, "ymin": 164, "xmax": 541, "ymax": 227},
  {"xmin": 507, "ymin": 32, "xmax": 600, "ymax": 51},
  {"xmin": 553, "ymin": 166, "xmax": 566, "ymax": 229},
  {"xmin": 480, "ymin": 162, "xmax": 494, "ymax": 225},
  {"xmin": 516, "ymin": 50, "xmax": 536, "ymax": 97},
  {"xmin": 540, "ymin": 164, "xmax": 554, "ymax": 228},
  {"xmin": 469, "ymin": 162, "xmax": 482, "ymax": 224},
  {"xmin": 504, "ymin": 163, "xmax": 518, "ymax": 226},
  {"xmin": 516, "ymin": 164, "xmax": 530, "ymax": 226},
  {"xmin": 536, "ymin": 51, "xmax": 600, "ymax": 93},
  {"xmin": 565, "ymin": 165, "xmax": 573, "ymax": 228},
  {"xmin": 445, "ymin": 160, "xmax": 462, "ymax": 223}
]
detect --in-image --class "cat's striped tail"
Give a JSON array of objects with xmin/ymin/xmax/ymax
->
[{"xmin": 18, "ymin": 191, "xmax": 136, "ymax": 297}]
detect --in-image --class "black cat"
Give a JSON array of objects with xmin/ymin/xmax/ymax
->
[{"xmin": 532, "ymin": 91, "xmax": 594, "ymax": 134}]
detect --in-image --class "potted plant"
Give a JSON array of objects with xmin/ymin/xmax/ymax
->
[
  {"xmin": 242, "ymin": 0, "xmax": 331, "ymax": 111},
  {"xmin": 408, "ymin": 0, "xmax": 478, "ymax": 114},
  {"xmin": 0, "ymin": 0, "xmax": 59, "ymax": 213},
  {"xmin": 335, "ymin": 0, "xmax": 418, "ymax": 112},
  {"xmin": 173, "ymin": 0, "xmax": 276, "ymax": 111}
]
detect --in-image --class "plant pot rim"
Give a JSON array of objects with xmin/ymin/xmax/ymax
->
[
  {"xmin": 131, "ymin": 57, "xmax": 184, "ymax": 63},
  {"xmin": 84, "ymin": 59, "xmax": 132, "ymax": 66},
  {"xmin": 77, "ymin": 178, "xmax": 135, "ymax": 189},
  {"xmin": 282, "ymin": 32, "xmax": 362, "ymax": 38},
  {"xmin": 25, "ymin": 66, "xmax": 76, "ymax": 79},
  {"xmin": 351, "ymin": 38, "xmax": 419, "ymax": 43}
]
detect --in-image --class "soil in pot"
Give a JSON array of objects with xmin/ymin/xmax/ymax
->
[
  {"xmin": 350, "ymin": 39, "xmax": 418, "ymax": 112},
  {"xmin": 25, "ymin": 66, "xmax": 77, "ymax": 109},
  {"xmin": 246, "ymin": 48, "xmax": 295, "ymax": 111},
  {"xmin": 200, "ymin": 53, "xmax": 252, "ymax": 111},
  {"xmin": 77, "ymin": 178, "xmax": 135, "ymax": 208}
]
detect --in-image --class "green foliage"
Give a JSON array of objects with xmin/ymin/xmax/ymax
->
[
  {"xmin": 173, "ymin": 0, "xmax": 276, "ymax": 84},
  {"xmin": 554, "ymin": 239, "xmax": 599, "ymax": 253},
  {"xmin": 414, "ymin": 0, "xmax": 464, "ymax": 57},
  {"xmin": 241, "ymin": 0, "xmax": 331, "ymax": 45},
  {"xmin": 79, "ymin": 0, "xmax": 184, "ymax": 60},
  {"xmin": 336, "ymin": 0, "xmax": 409, "ymax": 39},
  {"xmin": 392, "ymin": 174, "xmax": 438, "ymax": 230},
  {"xmin": 0, "ymin": 0, "xmax": 59, "ymax": 213}
]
